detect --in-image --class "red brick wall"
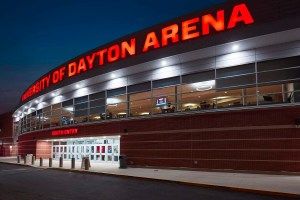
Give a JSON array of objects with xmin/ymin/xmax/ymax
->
[
  {"xmin": 36, "ymin": 141, "xmax": 52, "ymax": 159},
  {"xmin": 18, "ymin": 106, "xmax": 300, "ymax": 172},
  {"xmin": 17, "ymin": 140, "xmax": 37, "ymax": 157},
  {"xmin": 0, "ymin": 111, "xmax": 16, "ymax": 157}
]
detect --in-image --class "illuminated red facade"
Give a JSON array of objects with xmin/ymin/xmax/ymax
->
[{"xmin": 10, "ymin": 0, "xmax": 300, "ymax": 172}]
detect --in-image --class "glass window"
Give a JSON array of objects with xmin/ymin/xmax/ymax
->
[
  {"xmin": 128, "ymin": 82, "xmax": 151, "ymax": 93},
  {"xmin": 180, "ymin": 80, "xmax": 216, "ymax": 111},
  {"xmin": 106, "ymin": 103, "xmax": 127, "ymax": 119},
  {"xmin": 257, "ymin": 56, "xmax": 300, "ymax": 72},
  {"xmin": 62, "ymin": 99, "xmax": 73, "ymax": 107},
  {"xmin": 216, "ymin": 89, "xmax": 243, "ymax": 108},
  {"xmin": 74, "ymin": 96, "xmax": 88, "ymax": 104},
  {"xmin": 181, "ymin": 91, "xmax": 216, "ymax": 111},
  {"xmin": 51, "ymin": 115, "xmax": 61, "ymax": 127},
  {"xmin": 52, "ymin": 103, "xmax": 61, "ymax": 110},
  {"xmin": 152, "ymin": 85, "xmax": 178, "ymax": 114},
  {"xmin": 90, "ymin": 99, "xmax": 105, "ymax": 108},
  {"xmin": 36, "ymin": 115, "xmax": 42, "ymax": 130},
  {"xmin": 107, "ymin": 87, "xmax": 126, "ymax": 97},
  {"xmin": 62, "ymin": 106, "xmax": 74, "ymax": 125},
  {"xmin": 130, "ymin": 99, "xmax": 151, "ymax": 116},
  {"xmin": 257, "ymin": 84, "xmax": 283, "ymax": 105},
  {"xmin": 182, "ymin": 70, "xmax": 215, "ymax": 84},
  {"xmin": 42, "ymin": 114, "xmax": 50, "ymax": 129},
  {"xmin": 31, "ymin": 111, "xmax": 36, "ymax": 117},
  {"xmin": 152, "ymin": 96, "xmax": 176, "ymax": 114},
  {"xmin": 258, "ymin": 67, "xmax": 300, "ymax": 84},
  {"xmin": 43, "ymin": 106, "xmax": 51, "ymax": 113},
  {"xmin": 37, "ymin": 109, "xmax": 42, "ymax": 115},
  {"xmin": 216, "ymin": 74, "xmax": 256, "ymax": 89},
  {"xmin": 244, "ymin": 87, "xmax": 257, "ymax": 106},
  {"xmin": 89, "ymin": 106, "xmax": 105, "ymax": 115},
  {"xmin": 106, "ymin": 94, "xmax": 126, "ymax": 104},
  {"xmin": 74, "ymin": 109, "xmax": 88, "ymax": 117},
  {"xmin": 129, "ymin": 91, "xmax": 152, "ymax": 116},
  {"xmin": 90, "ymin": 91, "xmax": 105, "ymax": 101},
  {"xmin": 52, "ymin": 109, "xmax": 61, "ymax": 116},
  {"xmin": 74, "ymin": 109, "xmax": 88, "ymax": 123},
  {"xmin": 153, "ymin": 85, "xmax": 176, "ymax": 97},
  {"xmin": 216, "ymin": 63, "xmax": 255, "ymax": 78},
  {"xmin": 43, "ymin": 111, "xmax": 51, "ymax": 118},
  {"xmin": 129, "ymin": 91, "xmax": 151, "ymax": 101},
  {"xmin": 106, "ymin": 94, "xmax": 127, "ymax": 119},
  {"xmin": 75, "ymin": 102, "xmax": 88, "ymax": 110},
  {"xmin": 153, "ymin": 77, "xmax": 180, "ymax": 88},
  {"xmin": 89, "ymin": 106, "xmax": 106, "ymax": 121}
]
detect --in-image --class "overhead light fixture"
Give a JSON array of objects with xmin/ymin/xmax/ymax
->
[{"xmin": 232, "ymin": 45, "xmax": 239, "ymax": 51}]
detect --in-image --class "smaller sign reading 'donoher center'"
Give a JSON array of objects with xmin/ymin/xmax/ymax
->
[{"xmin": 52, "ymin": 128, "xmax": 78, "ymax": 136}]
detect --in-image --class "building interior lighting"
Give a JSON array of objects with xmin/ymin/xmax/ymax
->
[
  {"xmin": 107, "ymin": 98, "xmax": 121, "ymax": 104},
  {"xmin": 192, "ymin": 80, "xmax": 215, "ymax": 91},
  {"xmin": 140, "ymin": 112, "xmax": 150, "ymax": 115},
  {"xmin": 64, "ymin": 106, "xmax": 74, "ymax": 112},
  {"xmin": 184, "ymin": 103, "xmax": 198, "ymax": 107},
  {"xmin": 118, "ymin": 112, "xmax": 127, "ymax": 115}
]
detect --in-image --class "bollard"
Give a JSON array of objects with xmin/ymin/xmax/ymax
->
[
  {"xmin": 40, "ymin": 157, "xmax": 43, "ymax": 167},
  {"xmin": 84, "ymin": 157, "xmax": 89, "ymax": 170},
  {"xmin": 71, "ymin": 158, "xmax": 75, "ymax": 169},
  {"xmin": 24, "ymin": 156, "xmax": 27, "ymax": 164},
  {"xmin": 31, "ymin": 156, "xmax": 35, "ymax": 165},
  {"xmin": 49, "ymin": 158, "xmax": 52, "ymax": 167},
  {"xmin": 17, "ymin": 155, "xmax": 21, "ymax": 163},
  {"xmin": 59, "ymin": 157, "xmax": 63, "ymax": 168}
]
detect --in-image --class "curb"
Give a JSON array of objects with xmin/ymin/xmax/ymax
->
[{"xmin": 1, "ymin": 161, "xmax": 300, "ymax": 199}]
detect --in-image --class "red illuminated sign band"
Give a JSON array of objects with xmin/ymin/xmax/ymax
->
[
  {"xmin": 22, "ymin": 3, "xmax": 254, "ymax": 102},
  {"xmin": 51, "ymin": 128, "xmax": 78, "ymax": 136}
]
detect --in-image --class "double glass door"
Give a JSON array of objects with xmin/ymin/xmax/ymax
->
[{"xmin": 52, "ymin": 137, "xmax": 120, "ymax": 163}]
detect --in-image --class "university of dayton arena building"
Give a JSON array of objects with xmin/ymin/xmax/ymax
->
[{"xmin": 5, "ymin": 0, "xmax": 300, "ymax": 172}]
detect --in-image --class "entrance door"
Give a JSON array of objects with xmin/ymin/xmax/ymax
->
[{"xmin": 52, "ymin": 137, "xmax": 120, "ymax": 163}]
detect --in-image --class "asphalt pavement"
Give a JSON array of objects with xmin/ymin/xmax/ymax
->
[{"xmin": 0, "ymin": 163, "xmax": 298, "ymax": 200}]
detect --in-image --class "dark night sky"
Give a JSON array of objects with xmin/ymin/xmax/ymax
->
[{"xmin": 0, "ymin": 0, "xmax": 227, "ymax": 114}]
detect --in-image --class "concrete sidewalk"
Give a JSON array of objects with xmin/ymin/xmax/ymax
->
[{"xmin": 1, "ymin": 157, "xmax": 300, "ymax": 198}]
